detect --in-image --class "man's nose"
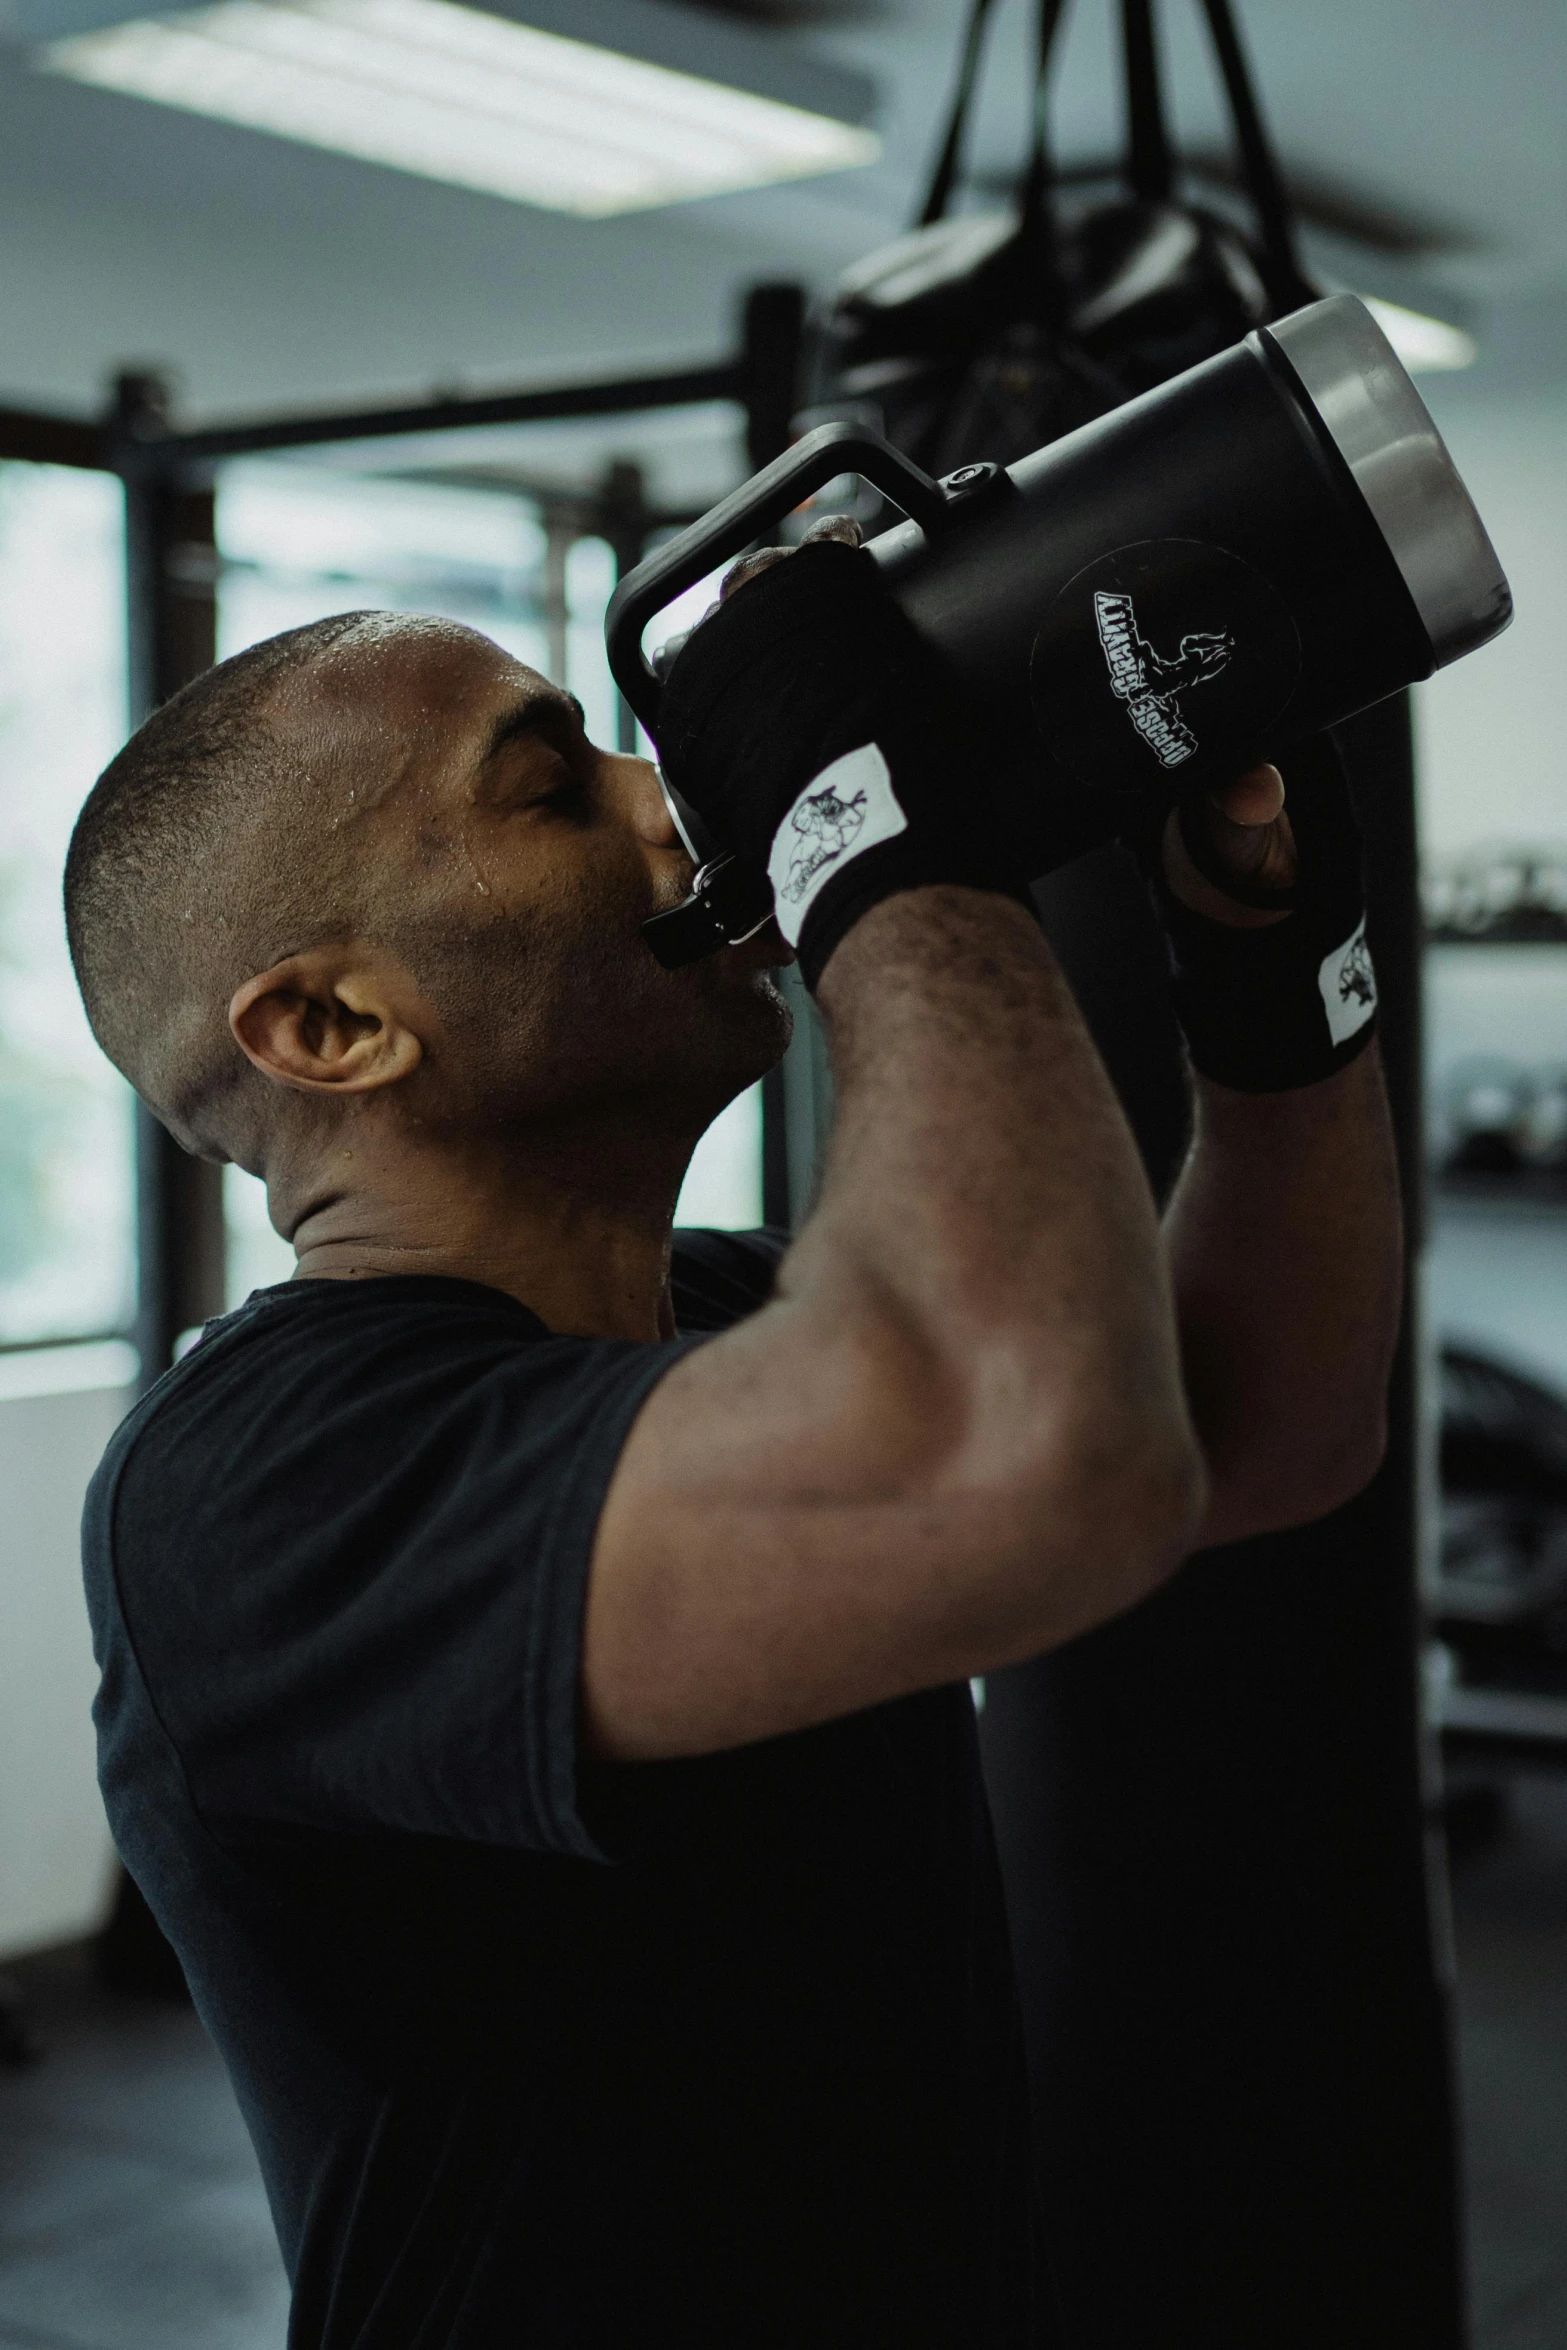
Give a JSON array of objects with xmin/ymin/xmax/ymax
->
[{"xmin": 608, "ymin": 751, "xmax": 684, "ymax": 854}]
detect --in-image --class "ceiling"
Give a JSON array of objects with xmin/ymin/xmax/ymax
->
[{"xmin": 0, "ymin": 0, "xmax": 1562, "ymax": 434}]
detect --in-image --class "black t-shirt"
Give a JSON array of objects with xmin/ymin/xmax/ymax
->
[{"xmin": 83, "ymin": 1231, "xmax": 1046, "ymax": 2347}]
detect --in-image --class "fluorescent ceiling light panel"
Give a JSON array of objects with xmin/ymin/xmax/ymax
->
[
  {"xmin": 39, "ymin": 0, "xmax": 881, "ymax": 215},
  {"xmin": 1361, "ymin": 296, "xmax": 1477, "ymax": 375}
]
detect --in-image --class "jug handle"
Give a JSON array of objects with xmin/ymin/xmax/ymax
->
[{"xmin": 605, "ymin": 422, "xmax": 954, "ymax": 742}]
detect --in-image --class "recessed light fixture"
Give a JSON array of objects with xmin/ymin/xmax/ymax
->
[
  {"xmin": 1360, "ymin": 296, "xmax": 1477, "ymax": 375},
  {"xmin": 38, "ymin": 0, "xmax": 882, "ymax": 216}
]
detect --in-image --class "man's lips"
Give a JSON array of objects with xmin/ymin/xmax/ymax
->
[
  {"xmin": 724, "ymin": 917, "xmax": 795, "ymax": 971},
  {"xmin": 643, "ymin": 871, "xmax": 795, "ymax": 971}
]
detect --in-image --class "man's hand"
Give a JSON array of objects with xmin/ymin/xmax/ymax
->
[
  {"xmin": 716, "ymin": 511, "xmax": 862, "ymax": 602},
  {"xmin": 1162, "ymin": 764, "xmax": 1297, "ymax": 929},
  {"xmin": 1146, "ymin": 731, "xmax": 1376, "ymax": 1097},
  {"xmin": 654, "ymin": 520, "xmax": 1032, "ymax": 990}
]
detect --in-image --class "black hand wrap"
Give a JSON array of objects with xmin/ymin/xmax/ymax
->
[
  {"xmin": 656, "ymin": 540, "xmax": 1028, "ymax": 989},
  {"xmin": 1148, "ymin": 732, "xmax": 1379, "ymax": 1092}
]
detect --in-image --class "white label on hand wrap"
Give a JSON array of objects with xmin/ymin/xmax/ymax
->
[
  {"xmin": 766, "ymin": 743, "xmax": 908, "ymax": 948},
  {"xmin": 1317, "ymin": 918, "xmax": 1378, "ymax": 1047}
]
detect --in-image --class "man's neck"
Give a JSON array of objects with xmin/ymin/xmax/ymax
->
[{"xmin": 287, "ymin": 1123, "xmax": 689, "ymax": 1342}]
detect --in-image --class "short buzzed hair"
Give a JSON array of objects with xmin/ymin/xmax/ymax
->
[{"xmin": 65, "ymin": 610, "xmax": 384, "ymax": 1160}]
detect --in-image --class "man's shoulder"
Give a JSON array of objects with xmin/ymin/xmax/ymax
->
[
  {"xmin": 90, "ymin": 1275, "xmax": 674, "ymax": 1593},
  {"xmin": 142, "ymin": 1276, "xmax": 563, "ymax": 1419},
  {"xmin": 84, "ymin": 1250, "xmax": 775, "ymax": 1641},
  {"xmin": 84, "ymin": 1273, "xmax": 692, "ymax": 1842}
]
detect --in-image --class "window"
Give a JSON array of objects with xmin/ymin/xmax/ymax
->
[
  {"xmin": 0, "ymin": 463, "xmax": 134, "ymax": 1347},
  {"xmin": 215, "ymin": 459, "xmax": 762, "ymax": 1304}
]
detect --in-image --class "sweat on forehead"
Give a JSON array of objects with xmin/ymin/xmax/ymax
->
[
  {"xmin": 298, "ymin": 610, "xmax": 489, "ymax": 673},
  {"xmin": 274, "ymin": 612, "xmax": 508, "ymax": 717},
  {"xmin": 274, "ymin": 616, "xmax": 549, "ymax": 770}
]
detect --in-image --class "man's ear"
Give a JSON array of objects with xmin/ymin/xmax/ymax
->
[{"xmin": 229, "ymin": 947, "xmax": 426, "ymax": 1094}]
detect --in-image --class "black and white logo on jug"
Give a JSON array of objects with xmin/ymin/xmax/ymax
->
[
  {"xmin": 1031, "ymin": 540, "xmax": 1302, "ymax": 792},
  {"xmin": 1091, "ymin": 591, "xmax": 1234, "ymax": 768}
]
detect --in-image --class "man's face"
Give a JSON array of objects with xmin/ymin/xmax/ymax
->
[{"xmin": 280, "ymin": 620, "xmax": 791, "ymax": 1141}]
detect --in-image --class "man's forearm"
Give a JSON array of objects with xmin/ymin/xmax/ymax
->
[
  {"xmin": 1164, "ymin": 1045, "xmax": 1403, "ymax": 1548},
  {"xmin": 799, "ymin": 886, "xmax": 1203, "ymax": 1548}
]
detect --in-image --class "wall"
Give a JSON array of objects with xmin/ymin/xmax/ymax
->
[
  {"xmin": 0, "ymin": 1372, "xmax": 131, "ymax": 1961},
  {"xmin": 1415, "ymin": 353, "xmax": 1567, "ymax": 1393},
  {"xmin": 1415, "ymin": 381, "xmax": 1567, "ymax": 860}
]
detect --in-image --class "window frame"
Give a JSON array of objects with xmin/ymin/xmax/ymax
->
[{"xmin": 0, "ymin": 295, "xmax": 804, "ymax": 1377}]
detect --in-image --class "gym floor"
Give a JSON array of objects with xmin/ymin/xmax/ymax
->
[
  {"xmin": 0, "ymin": 1777, "xmax": 1564, "ymax": 2350},
  {"xmin": 1452, "ymin": 1772, "xmax": 1567, "ymax": 2349}
]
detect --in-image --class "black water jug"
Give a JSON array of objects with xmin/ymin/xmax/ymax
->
[{"xmin": 606, "ymin": 292, "xmax": 1510, "ymax": 967}]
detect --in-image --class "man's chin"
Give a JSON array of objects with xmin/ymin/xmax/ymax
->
[{"xmin": 687, "ymin": 956, "xmax": 793, "ymax": 1076}]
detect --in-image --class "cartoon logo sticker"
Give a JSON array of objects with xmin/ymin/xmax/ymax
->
[
  {"xmin": 1092, "ymin": 591, "xmax": 1235, "ymax": 769},
  {"xmin": 780, "ymin": 782, "xmax": 870, "ymax": 904},
  {"xmin": 766, "ymin": 742, "xmax": 908, "ymax": 947},
  {"xmin": 1318, "ymin": 920, "xmax": 1378, "ymax": 1046}
]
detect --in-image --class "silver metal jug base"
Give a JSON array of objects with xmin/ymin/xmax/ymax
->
[{"xmin": 1261, "ymin": 294, "xmax": 1512, "ymax": 669}]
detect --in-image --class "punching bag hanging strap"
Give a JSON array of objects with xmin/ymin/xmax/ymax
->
[
  {"xmin": 1196, "ymin": 0, "xmax": 1315, "ymax": 309},
  {"xmin": 1121, "ymin": 0, "xmax": 1174, "ymax": 201},
  {"xmin": 1017, "ymin": 0, "xmax": 1072, "ymax": 318},
  {"xmin": 918, "ymin": 0, "xmax": 1002, "ymax": 227},
  {"xmin": 920, "ymin": 0, "xmax": 1072, "ymax": 233}
]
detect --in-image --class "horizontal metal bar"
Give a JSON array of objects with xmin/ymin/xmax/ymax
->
[
  {"xmin": 1438, "ymin": 1684, "xmax": 1567, "ymax": 1745},
  {"xmin": 0, "ymin": 406, "xmax": 105, "ymax": 470},
  {"xmin": 1442, "ymin": 1723, "xmax": 1567, "ymax": 1773},
  {"xmin": 0, "ymin": 355, "xmax": 742, "ymax": 481},
  {"xmin": 0, "ymin": 1329, "xmax": 131, "ymax": 1355},
  {"xmin": 143, "ymin": 359, "xmax": 746, "ymax": 467}
]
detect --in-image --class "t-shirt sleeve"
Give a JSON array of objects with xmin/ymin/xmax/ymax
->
[
  {"xmin": 106, "ymin": 1303, "xmax": 696, "ymax": 1863},
  {"xmin": 669, "ymin": 1226, "xmax": 788, "ymax": 1333}
]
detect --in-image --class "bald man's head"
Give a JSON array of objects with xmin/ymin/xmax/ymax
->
[
  {"xmin": 64, "ymin": 611, "xmax": 788, "ymax": 1194},
  {"xmin": 65, "ymin": 612, "xmax": 425, "ymax": 1157}
]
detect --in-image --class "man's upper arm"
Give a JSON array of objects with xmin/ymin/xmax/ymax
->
[{"xmin": 584, "ymin": 1285, "xmax": 973, "ymax": 1765}]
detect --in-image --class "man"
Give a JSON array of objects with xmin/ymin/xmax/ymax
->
[{"xmin": 66, "ymin": 528, "xmax": 1399, "ymax": 2346}]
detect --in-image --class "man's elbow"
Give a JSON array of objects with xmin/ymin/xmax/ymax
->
[
  {"xmin": 1104, "ymin": 1421, "xmax": 1210, "ymax": 1587},
  {"xmin": 1002, "ymin": 1411, "xmax": 1208, "ymax": 1647},
  {"xmin": 1212, "ymin": 1398, "xmax": 1390, "ymax": 1545},
  {"xmin": 1288, "ymin": 1403, "xmax": 1390, "ymax": 1525}
]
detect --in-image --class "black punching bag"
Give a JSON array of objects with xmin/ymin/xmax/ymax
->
[{"xmin": 808, "ymin": 4, "xmax": 1466, "ymax": 2342}]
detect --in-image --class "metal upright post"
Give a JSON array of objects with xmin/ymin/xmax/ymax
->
[
  {"xmin": 739, "ymin": 283, "xmax": 806, "ymax": 476},
  {"xmin": 99, "ymin": 375, "xmax": 228, "ymax": 1994},
  {"xmin": 737, "ymin": 286, "xmax": 807, "ymax": 1230},
  {"xmin": 599, "ymin": 458, "xmax": 651, "ymax": 757},
  {"xmin": 541, "ymin": 508, "xmax": 573, "ymax": 693},
  {"xmin": 111, "ymin": 373, "xmax": 227, "ymax": 1393}
]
